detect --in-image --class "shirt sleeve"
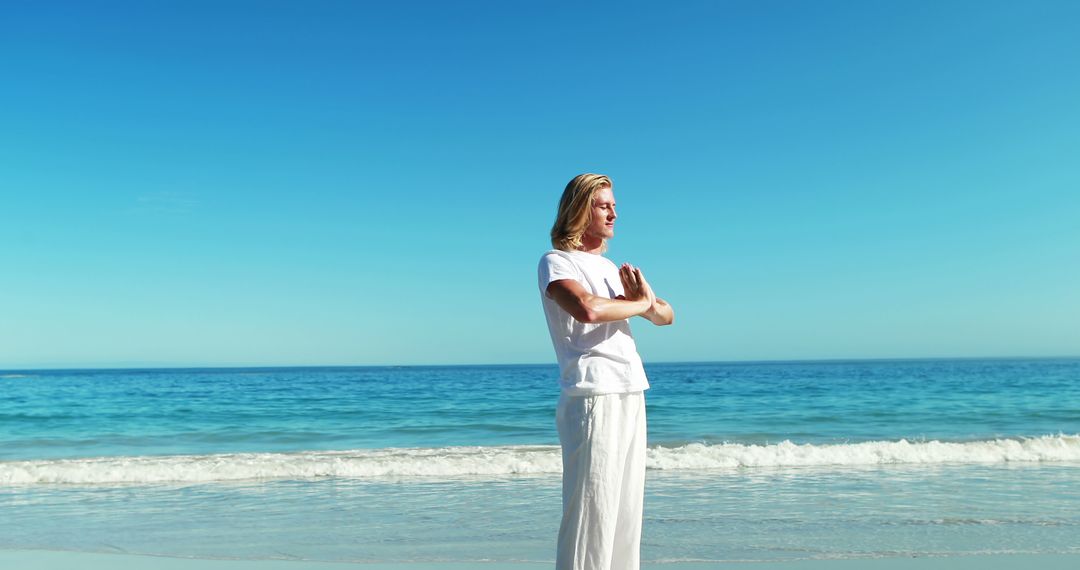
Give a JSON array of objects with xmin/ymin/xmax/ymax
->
[{"xmin": 538, "ymin": 252, "xmax": 581, "ymax": 295}]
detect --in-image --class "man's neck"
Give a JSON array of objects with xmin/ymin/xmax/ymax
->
[{"xmin": 577, "ymin": 235, "xmax": 605, "ymax": 255}]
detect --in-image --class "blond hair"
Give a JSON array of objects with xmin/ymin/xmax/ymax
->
[{"xmin": 550, "ymin": 173, "xmax": 612, "ymax": 251}]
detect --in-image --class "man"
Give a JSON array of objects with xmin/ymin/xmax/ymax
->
[{"xmin": 537, "ymin": 173, "xmax": 674, "ymax": 570}]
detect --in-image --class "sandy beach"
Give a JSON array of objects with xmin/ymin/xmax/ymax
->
[{"xmin": 3, "ymin": 550, "xmax": 1080, "ymax": 569}]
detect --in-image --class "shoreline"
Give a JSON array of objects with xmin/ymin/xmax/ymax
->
[{"xmin": 2, "ymin": 551, "xmax": 1079, "ymax": 569}]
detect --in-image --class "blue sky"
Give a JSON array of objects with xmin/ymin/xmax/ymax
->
[{"xmin": 2, "ymin": 0, "xmax": 1078, "ymax": 368}]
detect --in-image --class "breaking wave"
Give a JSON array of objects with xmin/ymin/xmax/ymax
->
[{"xmin": 3, "ymin": 434, "xmax": 1078, "ymax": 485}]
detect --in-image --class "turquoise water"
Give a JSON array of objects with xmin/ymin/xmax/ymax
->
[{"xmin": 2, "ymin": 359, "xmax": 1079, "ymax": 562}]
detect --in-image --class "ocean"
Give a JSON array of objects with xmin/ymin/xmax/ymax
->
[{"xmin": 2, "ymin": 359, "xmax": 1079, "ymax": 563}]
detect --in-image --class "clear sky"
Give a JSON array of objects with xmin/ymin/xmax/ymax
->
[{"xmin": 3, "ymin": 0, "xmax": 1078, "ymax": 368}]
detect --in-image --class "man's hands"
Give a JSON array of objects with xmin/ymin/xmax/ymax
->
[
  {"xmin": 619, "ymin": 263, "xmax": 655, "ymax": 308},
  {"xmin": 619, "ymin": 263, "xmax": 674, "ymax": 326}
]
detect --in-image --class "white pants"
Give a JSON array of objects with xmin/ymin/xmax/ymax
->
[{"xmin": 556, "ymin": 391, "xmax": 647, "ymax": 570}]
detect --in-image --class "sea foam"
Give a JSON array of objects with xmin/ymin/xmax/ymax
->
[{"xmin": 2, "ymin": 434, "xmax": 1078, "ymax": 485}]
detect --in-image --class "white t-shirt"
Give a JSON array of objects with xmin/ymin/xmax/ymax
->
[{"xmin": 537, "ymin": 249, "xmax": 650, "ymax": 395}]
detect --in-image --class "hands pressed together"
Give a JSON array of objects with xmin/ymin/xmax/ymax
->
[
  {"xmin": 618, "ymin": 263, "xmax": 655, "ymax": 309},
  {"xmin": 617, "ymin": 263, "xmax": 673, "ymax": 325}
]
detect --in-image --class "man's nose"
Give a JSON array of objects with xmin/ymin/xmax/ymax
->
[{"xmin": 610, "ymin": 208, "xmax": 617, "ymax": 220}]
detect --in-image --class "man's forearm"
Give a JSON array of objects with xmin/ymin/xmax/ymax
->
[
  {"xmin": 643, "ymin": 298, "xmax": 674, "ymax": 326},
  {"xmin": 581, "ymin": 295, "xmax": 651, "ymax": 323},
  {"xmin": 547, "ymin": 278, "xmax": 653, "ymax": 324}
]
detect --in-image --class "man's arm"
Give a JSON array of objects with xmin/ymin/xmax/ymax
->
[
  {"xmin": 643, "ymin": 298, "xmax": 674, "ymax": 326},
  {"xmin": 546, "ymin": 278, "xmax": 653, "ymax": 324}
]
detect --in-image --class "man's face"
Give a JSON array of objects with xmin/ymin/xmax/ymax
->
[{"xmin": 585, "ymin": 186, "xmax": 617, "ymax": 241}]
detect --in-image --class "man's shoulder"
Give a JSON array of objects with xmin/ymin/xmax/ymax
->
[
  {"xmin": 540, "ymin": 248, "xmax": 574, "ymax": 259},
  {"xmin": 540, "ymin": 249, "xmax": 616, "ymax": 270},
  {"xmin": 539, "ymin": 249, "xmax": 574, "ymax": 264},
  {"xmin": 538, "ymin": 249, "xmax": 585, "ymax": 281}
]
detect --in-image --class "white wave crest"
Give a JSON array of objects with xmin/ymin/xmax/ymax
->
[
  {"xmin": 646, "ymin": 434, "xmax": 1080, "ymax": 470},
  {"xmin": 0, "ymin": 446, "xmax": 563, "ymax": 485},
  {"xmin": 2, "ymin": 435, "xmax": 1078, "ymax": 485}
]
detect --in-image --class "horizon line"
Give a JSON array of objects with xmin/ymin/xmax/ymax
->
[{"xmin": 3, "ymin": 354, "xmax": 1078, "ymax": 373}]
